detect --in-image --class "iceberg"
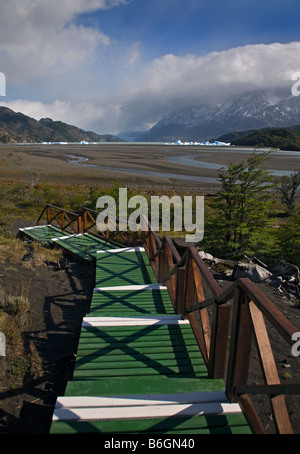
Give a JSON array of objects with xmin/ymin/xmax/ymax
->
[{"xmin": 166, "ymin": 140, "xmax": 231, "ymax": 146}]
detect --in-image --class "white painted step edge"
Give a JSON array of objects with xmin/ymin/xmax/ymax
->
[
  {"xmin": 20, "ymin": 225, "xmax": 52, "ymax": 231},
  {"xmin": 53, "ymin": 402, "xmax": 242, "ymax": 422},
  {"xmin": 55, "ymin": 391, "xmax": 227, "ymax": 409},
  {"xmin": 52, "ymin": 233, "xmax": 85, "ymax": 241},
  {"xmin": 82, "ymin": 316, "xmax": 189, "ymax": 327},
  {"xmin": 97, "ymin": 247, "xmax": 145, "ymax": 254},
  {"xmin": 94, "ymin": 284, "xmax": 167, "ymax": 292}
]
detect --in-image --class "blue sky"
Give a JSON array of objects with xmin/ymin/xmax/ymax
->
[
  {"xmin": 0, "ymin": 0, "xmax": 300, "ymax": 134},
  {"xmin": 80, "ymin": 0, "xmax": 300, "ymax": 56}
]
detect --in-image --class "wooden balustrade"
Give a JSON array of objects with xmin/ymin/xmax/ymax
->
[
  {"xmin": 37, "ymin": 204, "xmax": 82, "ymax": 234},
  {"xmin": 141, "ymin": 223, "xmax": 300, "ymax": 435},
  {"xmin": 81, "ymin": 207, "xmax": 138, "ymax": 247},
  {"xmin": 35, "ymin": 205, "xmax": 299, "ymax": 434}
]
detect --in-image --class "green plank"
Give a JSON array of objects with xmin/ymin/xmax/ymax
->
[
  {"xmin": 76, "ymin": 339, "xmax": 200, "ymax": 351},
  {"xmin": 96, "ymin": 250, "xmax": 151, "ymax": 266},
  {"xmin": 75, "ymin": 345, "xmax": 201, "ymax": 357},
  {"xmin": 74, "ymin": 356, "xmax": 205, "ymax": 369},
  {"xmin": 80, "ymin": 323, "xmax": 194, "ymax": 333},
  {"xmin": 95, "ymin": 251, "xmax": 157, "ymax": 286},
  {"xmin": 88, "ymin": 288, "xmax": 174, "ymax": 316},
  {"xmin": 77, "ymin": 330, "xmax": 199, "ymax": 345},
  {"xmin": 77, "ymin": 332, "xmax": 197, "ymax": 343},
  {"xmin": 53, "ymin": 233, "xmax": 116, "ymax": 260},
  {"xmin": 74, "ymin": 351, "xmax": 203, "ymax": 363},
  {"xmin": 64, "ymin": 376, "xmax": 225, "ymax": 397},
  {"xmin": 50, "ymin": 413, "xmax": 251, "ymax": 435},
  {"xmin": 76, "ymin": 339, "xmax": 201, "ymax": 353},
  {"xmin": 95, "ymin": 269, "xmax": 157, "ymax": 286},
  {"xmin": 72, "ymin": 368, "xmax": 207, "ymax": 379},
  {"xmin": 20, "ymin": 225, "xmax": 67, "ymax": 243},
  {"xmin": 78, "ymin": 325, "xmax": 196, "ymax": 339}
]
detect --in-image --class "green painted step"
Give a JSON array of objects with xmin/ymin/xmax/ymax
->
[
  {"xmin": 74, "ymin": 350, "xmax": 203, "ymax": 363},
  {"xmin": 50, "ymin": 413, "xmax": 252, "ymax": 434},
  {"xmin": 95, "ymin": 249, "xmax": 157, "ymax": 286},
  {"xmin": 75, "ymin": 344, "xmax": 201, "ymax": 357},
  {"xmin": 52, "ymin": 233, "xmax": 119, "ymax": 260},
  {"xmin": 64, "ymin": 376, "xmax": 226, "ymax": 397},
  {"xmin": 72, "ymin": 366, "xmax": 207, "ymax": 379},
  {"xmin": 96, "ymin": 249, "xmax": 151, "ymax": 267},
  {"xmin": 95, "ymin": 267, "xmax": 157, "ymax": 287},
  {"xmin": 76, "ymin": 324, "xmax": 200, "ymax": 348},
  {"xmin": 72, "ymin": 324, "xmax": 206, "ymax": 380},
  {"xmin": 19, "ymin": 224, "xmax": 67, "ymax": 244},
  {"xmin": 79, "ymin": 322, "xmax": 196, "ymax": 336},
  {"xmin": 88, "ymin": 288, "xmax": 174, "ymax": 316},
  {"xmin": 75, "ymin": 338, "xmax": 201, "ymax": 352}
]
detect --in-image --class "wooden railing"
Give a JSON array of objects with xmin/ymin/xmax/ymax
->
[
  {"xmin": 35, "ymin": 205, "xmax": 299, "ymax": 433},
  {"xmin": 141, "ymin": 223, "xmax": 300, "ymax": 435},
  {"xmin": 81, "ymin": 207, "xmax": 139, "ymax": 247},
  {"xmin": 37, "ymin": 204, "xmax": 82, "ymax": 234}
]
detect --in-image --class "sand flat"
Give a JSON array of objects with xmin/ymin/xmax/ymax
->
[{"xmin": 0, "ymin": 143, "xmax": 299, "ymax": 190}]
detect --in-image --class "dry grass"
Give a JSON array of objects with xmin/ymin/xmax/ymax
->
[
  {"xmin": 26, "ymin": 242, "xmax": 63, "ymax": 268},
  {"xmin": 0, "ymin": 236, "xmax": 27, "ymax": 264},
  {"xmin": 0, "ymin": 233, "xmax": 63, "ymax": 391},
  {"xmin": 0, "ymin": 235, "xmax": 63, "ymax": 269},
  {"xmin": 0, "ymin": 288, "xmax": 43, "ymax": 391}
]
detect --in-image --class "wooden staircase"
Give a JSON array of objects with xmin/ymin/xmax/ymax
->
[{"xmin": 17, "ymin": 204, "xmax": 299, "ymax": 434}]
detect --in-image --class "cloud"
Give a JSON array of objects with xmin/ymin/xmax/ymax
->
[
  {"xmin": 0, "ymin": 0, "xmax": 129, "ymax": 84},
  {"xmin": 2, "ymin": 41, "xmax": 300, "ymax": 134},
  {"xmin": 139, "ymin": 42, "xmax": 300, "ymax": 102},
  {"xmin": 114, "ymin": 41, "xmax": 300, "ymax": 131},
  {"xmin": 1, "ymin": 0, "xmax": 300, "ymax": 135},
  {"xmin": 125, "ymin": 42, "xmax": 142, "ymax": 68}
]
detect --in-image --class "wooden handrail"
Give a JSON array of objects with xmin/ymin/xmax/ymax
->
[
  {"xmin": 238, "ymin": 278, "xmax": 296, "ymax": 345},
  {"xmin": 37, "ymin": 204, "xmax": 82, "ymax": 234},
  {"xmin": 81, "ymin": 207, "xmax": 138, "ymax": 247},
  {"xmin": 35, "ymin": 204, "xmax": 300, "ymax": 434},
  {"xmin": 140, "ymin": 227, "xmax": 299, "ymax": 435}
]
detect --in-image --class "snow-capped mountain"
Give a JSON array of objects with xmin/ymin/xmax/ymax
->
[{"xmin": 140, "ymin": 88, "xmax": 300, "ymax": 142}]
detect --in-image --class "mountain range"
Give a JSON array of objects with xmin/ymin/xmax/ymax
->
[
  {"xmin": 138, "ymin": 88, "xmax": 300, "ymax": 143},
  {"xmin": 2, "ymin": 87, "xmax": 300, "ymax": 147},
  {"xmin": 0, "ymin": 107, "xmax": 123, "ymax": 143}
]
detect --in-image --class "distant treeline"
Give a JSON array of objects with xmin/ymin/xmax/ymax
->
[{"xmin": 217, "ymin": 125, "xmax": 300, "ymax": 151}]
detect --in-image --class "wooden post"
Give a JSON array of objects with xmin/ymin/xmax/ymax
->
[
  {"xmin": 46, "ymin": 205, "xmax": 50, "ymax": 224},
  {"xmin": 249, "ymin": 301, "xmax": 293, "ymax": 434},
  {"xmin": 158, "ymin": 249, "xmax": 164, "ymax": 283},
  {"xmin": 238, "ymin": 394, "xmax": 267, "ymax": 434},
  {"xmin": 78, "ymin": 216, "xmax": 82, "ymax": 234},
  {"xmin": 182, "ymin": 252, "xmax": 195, "ymax": 319},
  {"xmin": 208, "ymin": 301, "xmax": 231, "ymax": 379},
  {"xmin": 175, "ymin": 266, "xmax": 186, "ymax": 314},
  {"xmin": 226, "ymin": 286, "xmax": 253, "ymax": 401},
  {"xmin": 192, "ymin": 260, "xmax": 211, "ymax": 359},
  {"xmin": 83, "ymin": 209, "xmax": 87, "ymax": 232}
]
